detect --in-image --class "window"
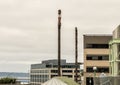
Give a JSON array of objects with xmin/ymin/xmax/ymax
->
[
  {"xmin": 87, "ymin": 56, "xmax": 92, "ymax": 60},
  {"xmin": 86, "ymin": 44, "xmax": 109, "ymax": 48},
  {"xmin": 86, "ymin": 55, "xmax": 109, "ymax": 60},
  {"xmin": 86, "ymin": 77, "xmax": 94, "ymax": 85},
  {"xmin": 98, "ymin": 56, "xmax": 102, "ymax": 60},
  {"xmin": 62, "ymin": 70, "xmax": 72, "ymax": 73},
  {"xmin": 86, "ymin": 67, "xmax": 109, "ymax": 73},
  {"xmin": 97, "ymin": 67, "xmax": 109, "ymax": 73},
  {"xmin": 74, "ymin": 75, "xmax": 80, "ymax": 78},
  {"xmin": 92, "ymin": 56, "xmax": 98, "ymax": 60},
  {"xmin": 46, "ymin": 65, "xmax": 51, "ymax": 68},
  {"xmin": 86, "ymin": 67, "xmax": 93, "ymax": 72},
  {"xmin": 74, "ymin": 70, "xmax": 80, "ymax": 73},
  {"xmin": 102, "ymin": 56, "xmax": 109, "ymax": 60},
  {"xmin": 51, "ymin": 70, "xmax": 58, "ymax": 73}
]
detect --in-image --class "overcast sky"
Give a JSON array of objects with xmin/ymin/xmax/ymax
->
[{"xmin": 0, "ymin": 0, "xmax": 120, "ymax": 72}]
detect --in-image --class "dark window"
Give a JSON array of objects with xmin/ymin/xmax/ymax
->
[
  {"xmin": 86, "ymin": 67, "xmax": 109, "ymax": 73},
  {"xmin": 51, "ymin": 70, "xmax": 58, "ymax": 73},
  {"xmin": 62, "ymin": 65, "xmax": 66, "ymax": 68},
  {"xmin": 98, "ymin": 56, "xmax": 102, "ymax": 60},
  {"xmin": 86, "ymin": 77, "xmax": 94, "ymax": 85},
  {"xmin": 86, "ymin": 44, "xmax": 109, "ymax": 48},
  {"xmin": 86, "ymin": 67, "xmax": 93, "ymax": 72},
  {"xmin": 97, "ymin": 67, "xmax": 109, "ymax": 73},
  {"xmin": 86, "ymin": 55, "xmax": 109, "ymax": 60},
  {"xmin": 102, "ymin": 56, "xmax": 109, "ymax": 60},
  {"xmin": 61, "ymin": 65, "xmax": 79, "ymax": 68},
  {"xmin": 74, "ymin": 70, "xmax": 80, "ymax": 73},
  {"xmin": 46, "ymin": 65, "xmax": 51, "ymax": 68},
  {"xmin": 54, "ymin": 65, "xmax": 57, "ymax": 68},
  {"xmin": 92, "ymin": 56, "xmax": 98, "ymax": 60},
  {"xmin": 62, "ymin": 70, "xmax": 72, "ymax": 73},
  {"xmin": 74, "ymin": 75, "xmax": 80, "ymax": 78},
  {"xmin": 87, "ymin": 56, "xmax": 92, "ymax": 60}
]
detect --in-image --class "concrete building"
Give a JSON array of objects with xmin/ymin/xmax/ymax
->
[
  {"xmin": 30, "ymin": 59, "xmax": 81, "ymax": 85},
  {"xmin": 84, "ymin": 35, "xmax": 112, "ymax": 85}
]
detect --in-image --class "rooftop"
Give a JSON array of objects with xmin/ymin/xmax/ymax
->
[
  {"xmin": 83, "ymin": 34, "xmax": 112, "ymax": 37},
  {"xmin": 31, "ymin": 59, "xmax": 82, "ymax": 69}
]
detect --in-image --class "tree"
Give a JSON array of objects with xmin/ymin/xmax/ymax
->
[{"xmin": 0, "ymin": 77, "xmax": 16, "ymax": 84}]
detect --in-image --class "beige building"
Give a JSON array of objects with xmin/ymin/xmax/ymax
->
[{"xmin": 83, "ymin": 35, "xmax": 112, "ymax": 85}]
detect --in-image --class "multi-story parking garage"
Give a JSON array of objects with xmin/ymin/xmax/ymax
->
[{"xmin": 30, "ymin": 59, "xmax": 81, "ymax": 85}]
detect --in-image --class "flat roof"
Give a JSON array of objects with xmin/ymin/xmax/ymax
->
[{"xmin": 83, "ymin": 34, "xmax": 112, "ymax": 36}]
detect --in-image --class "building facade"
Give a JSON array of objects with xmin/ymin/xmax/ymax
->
[
  {"xmin": 30, "ymin": 59, "xmax": 80, "ymax": 85},
  {"xmin": 84, "ymin": 35, "xmax": 112, "ymax": 85},
  {"xmin": 109, "ymin": 25, "xmax": 120, "ymax": 76}
]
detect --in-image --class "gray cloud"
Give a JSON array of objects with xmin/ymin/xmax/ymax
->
[{"xmin": 0, "ymin": 0, "xmax": 120, "ymax": 72}]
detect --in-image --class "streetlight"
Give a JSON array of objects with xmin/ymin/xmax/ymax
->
[{"xmin": 93, "ymin": 66, "xmax": 97, "ymax": 77}]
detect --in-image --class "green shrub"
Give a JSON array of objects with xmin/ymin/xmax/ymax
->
[{"xmin": 0, "ymin": 77, "xmax": 16, "ymax": 84}]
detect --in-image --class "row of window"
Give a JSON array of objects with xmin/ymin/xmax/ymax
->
[
  {"xmin": 51, "ymin": 70, "xmax": 80, "ymax": 73},
  {"xmin": 46, "ymin": 65, "xmax": 79, "ymax": 68},
  {"xmin": 51, "ymin": 75, "xmax": 78, "ymax": 78},
  {"xmin": 30, "ymin": 78, "xmax": 48, "ymax": 82},
  {"xmin": 30, "ymin": 74, "xmax": 75, "ymax": 79},
  {"xmin": 31, "ymin": 74, "xmax": 80, "ymax": 84},
  {"xmin": 86, "ymin": 67, "xmax": 109, "ymax": 73},
  {"xmin": 31, "ymin": 70, "xmax": 49, "ymax": 73},
  {"xmin": 31, "ymin": 69, "xmax": 80, "ymax": 73},
  {"xmin": 86, "ymin": 55, "xmax": 109, "ymax": 60},
  {"xmin": 86, "ymin": 44, "xmax": 109, "ymax": 48},
  {"xmin": 30, "ymin": 75, "xmax": 49, "ymax": 79},
  {"xmin": 30, "ymin": 75, "xmax": 49, "ymax": 83}
]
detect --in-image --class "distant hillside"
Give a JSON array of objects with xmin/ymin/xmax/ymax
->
[{"xmin": 0, "ymin": 72, "xmax": 29, "ymax": 78}]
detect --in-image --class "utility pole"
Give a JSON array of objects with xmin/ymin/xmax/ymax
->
[
  {"xmin": 75, "ymin": 27, "xmax": 78, "ymax": 82},
  {"xmin": 58, "ymin": 9, "xmax": 61, "ymax": 76}
]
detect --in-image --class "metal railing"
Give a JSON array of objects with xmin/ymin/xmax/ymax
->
[{"xmin": 94, "ymin": 76, "xmax": 120, "ymax": 85}]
